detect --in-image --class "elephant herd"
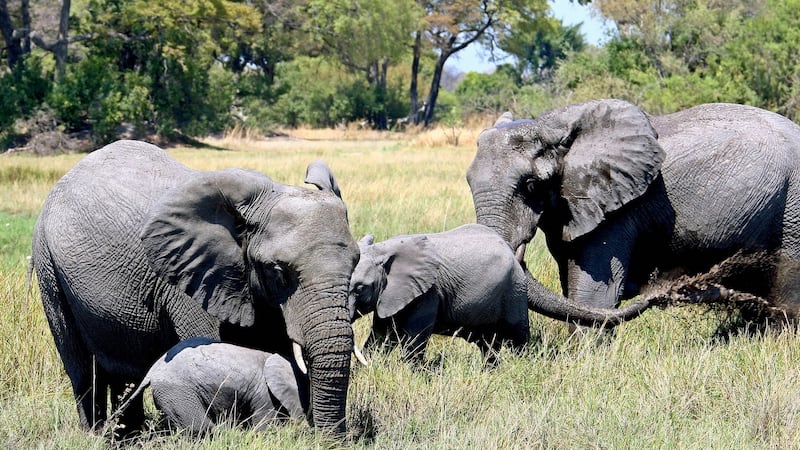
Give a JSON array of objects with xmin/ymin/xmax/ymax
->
[{"xmin": 31, "ymin": 99, "xmax": 800, "ymax": 438}]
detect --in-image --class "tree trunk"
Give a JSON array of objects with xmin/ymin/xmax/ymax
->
[
  {"xmin": 20, "ymin": 0, "xmax": 29, "ymax": 53},
  {"xmin": 409, "ymin": 30, "xmax": 421, "ymax": 125},
  {"xmin": 422, "ymin": 51, "xmax": 449, "ymax": 127},
  {"xmin": 0, "ymin": 0, "xmax": 24, "ymax": 69},
  {"xmin": 374, "ymin": 58, "xmax": 388, "ymax": 130},
  {"xmin": 54, "ymin": 0, "xmax": 70, "ymax": 80}
]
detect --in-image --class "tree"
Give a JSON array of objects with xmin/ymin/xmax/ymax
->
[
  {"xmin": 415, "ymin": 0, "xmax": 551, "ymax": 127},
  {"xmin": 0, "ymin": 0, "xmax": 31, "ymax": 70},
  {"xmin": 304, "ymin": 0, "xmax": 421, "ymax": 128},
  {"xmin": 498, "ymin": 16, "xmax": 584, "ymax": 83}
]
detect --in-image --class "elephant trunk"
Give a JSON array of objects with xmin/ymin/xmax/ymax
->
[
  {"xmin": 471, "ymin": 189, "xmax": 537, "ymax": 253},
  {"xmin": 524, "ymin": 268, "xmax": 651, "ymax": 328},
  {"xmin": 299, "ymin": 288, "xmax": 353, "ymax": 435}
]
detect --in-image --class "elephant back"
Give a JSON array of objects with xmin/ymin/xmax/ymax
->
[
  {"xmin": 36, "ymin": 140, "xmax": 214, "ymax": 378},
  {"xmin": 652, "ymin": 104, "xmax": 800, "ymax": 257}
]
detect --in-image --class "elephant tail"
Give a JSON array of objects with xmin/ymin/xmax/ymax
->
[
  {"xmin": 105, "ymin": 365, "xmax": 157, "ymax": 434},
  {"xmin": 524, "ymin": 269, "xmax": 652, "ymax": 328}
]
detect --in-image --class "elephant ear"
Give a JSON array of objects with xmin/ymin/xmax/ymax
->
[
  {"xmin": 374, "ymin": 236, "xmax": 438, "ymax": 319},
  {"xmin": 359, "ymin": 234, "xmax": 375, "ymax": 246},
  {"xmin": 536, "ymin": 99, "xmax": 665, "ymax": 241},
  {"xmin": 265, "ymin": 354, "xmax": 308, "ymax": 418},
  {"xmin": 493, "ymin": 111, "xmax": 515, "ymax": 127},
  {"xmin": 304, "ymin": 160, "xmax": 341, "ymax": 198},
  {"xmin": 140, "ymin": 168, "xmax": 274, "ymax": 327}
]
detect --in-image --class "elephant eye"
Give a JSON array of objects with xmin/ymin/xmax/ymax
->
[
  {"xmin": 524, "ymin": 178, "xmax": 536, "ymax": 195},
  {"xmin": 273, "ymin": 264, "xmax": 289, "ymax": 288}
]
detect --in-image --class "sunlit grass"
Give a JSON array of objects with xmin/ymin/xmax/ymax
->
[{"xmin": 1, "ymin": 133, "xmax": 798, "ymax": 448}]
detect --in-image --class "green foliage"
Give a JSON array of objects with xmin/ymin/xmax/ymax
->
[
  {"xmin": 0, "ymin": 56, "xmax": 51, "ymax": 144},
  {"xmin": 717, "ymin": 0, "xmax": 800, "ymax": 121},
  {"xmin": 267, "ymin": 56, "xmax": 408, "ymax": 128},
  {"xmin": 455, "ymin": 68, "xmax": 520, "ymax": 117},
  {"xmin": 498, "ymin": 15, "xmax": 585, "ymax": 83}
]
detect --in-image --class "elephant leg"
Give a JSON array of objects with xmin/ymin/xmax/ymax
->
[
  {"xmin": 394, "ymin": 292, "xmax": 438, "ymax": 363},
  {"xmin": 364, "ymin": 316, "xmax": 400, "ymax": 354},
  {"xmin": 36, "ymin": 258, "xmax": 108, "ymax": 430},
  {"xmin": 566, "ymin": 225, "xmax": 635, "ymax": 310},
  {"xmin": 152, "ymin": 384, "xmax": 215, "ymax": 435},
  {"xmin": 110, "ymin": 381, "xmax": 145, "ymax": 437},
  {"xmin": 81, "ymin": 359, "xmax": 110, "ymax": 430},
  {"xmin": 474, "ymin": 335, "xmax": 503, "ymax": 369}
]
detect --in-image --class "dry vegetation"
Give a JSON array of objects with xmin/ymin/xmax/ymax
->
[{"xmin": 1, "ymin": 128, "xmax": 799, "ymax": 449}]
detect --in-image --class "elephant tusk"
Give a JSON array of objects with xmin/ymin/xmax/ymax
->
[
  {"xmin": 515, "ymin": 244, "xmax": 527, "ymax": 264},
  {"xmin": 352, "ymin": 343, "xmax": 369, "ymax": 367},
  {"xmin": 292, "ymin": 341, "xmax": 308, "ymax": 375}
]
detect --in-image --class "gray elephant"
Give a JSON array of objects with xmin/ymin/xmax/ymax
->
[
  {"xmin": 32, "ymin": 140, "xmax": 359, "ymax": 434},
  {"xmin": 348, "ymin": 224, "xmax": 653, "ymax": 363},
  {"xmin": 112, "ymin": 337, "xmax": 308, "ymax": 435},
  {"xmin": 467, "ymin": 100, "xmax": 800, "ymax": 319}
]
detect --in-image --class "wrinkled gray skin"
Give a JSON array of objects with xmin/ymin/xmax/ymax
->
[
  {"xmin": 114, "ymin": 337, "xmax": 308, "ymax": 435},
  {"xmin": 468, "ymin": 100, "xmax": 800, "ymax": 317},
  {"xmin": 32, "ymin": 141, "xmax": 359, "ymax": 434},
  {"xmin": 348, "ymin": 224, "xmax": 652, "ymax": 363}
]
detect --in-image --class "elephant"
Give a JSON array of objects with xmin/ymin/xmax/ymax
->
[
  {"xmin": 31, "ymin": 140, "xmax": 359, "ymax": 434},
  {"xmin": 112, "ymin": 337, "xmax": 308, "ymax": 435},
  {"xmin": 347, "ymin": 223, "xmax": 653, "ymax": 364},
  {"xmin": 467, "ymin": 99, "xmax": 800, "ymax": 319}
]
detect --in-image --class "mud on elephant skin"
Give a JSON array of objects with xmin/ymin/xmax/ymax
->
[
  {"xmin": 347, "ymin": 224, "xmax": 653, "ymax": 365},
  {"xmin": 467, "ymin": 100, "xmax": 800, "ymax": 321},
  {"xmin": 111, "ymin": 337, "xmax": 308, "ymax": 436},
  {"xmin": 32, "ymin": 141, "xmax": 359, "ymax": 434}
]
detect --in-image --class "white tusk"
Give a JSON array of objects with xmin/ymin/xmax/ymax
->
[
  {"xmin": 353, "ymin": 343, "xmax": 369, "ymax": 367},
  {"xmin": 292, "ymin": 341, "xmax": 308, "ymax": 375},
  {"xmin": 515, "ymin": 244, "xmax": 527, "ymax": 264}
]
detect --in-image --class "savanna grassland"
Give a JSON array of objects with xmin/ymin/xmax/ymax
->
[{"xmin": 1, "ymin": 129, "xmax": 799, "ymax": 449}]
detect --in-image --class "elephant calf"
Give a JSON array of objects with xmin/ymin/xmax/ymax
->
[
  {"xmin": 348, "ymin": 224, "xmax": 652, "ymax": 364},
  {"xmin": 114, "ymin": 337, "xmax": 308, "ymax": 435}
]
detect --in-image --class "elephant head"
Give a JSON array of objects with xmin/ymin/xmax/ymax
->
[
  {"xmin": 467, "ymin": 99, "xmax": 665, "ymax": 252},
  {"xmin": 139, "ymin": 160, "xmax": 358, "ymax": 433},
  {"xmin": 348, "ymin": 234, "xmax": 438, "ymax": 321}
]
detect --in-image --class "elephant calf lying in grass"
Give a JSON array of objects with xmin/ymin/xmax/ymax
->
[
  {"xmin": 347, "ymin": 224, "xmax": 654, "ymax": 364},
  {"xmin": 112, "ymin": 337, "xmax": 308, "ymax": 436}
]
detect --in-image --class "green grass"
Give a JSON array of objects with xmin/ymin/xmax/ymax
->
[{"xmin": 1, "ymin": 139, "xmax": 799, "ymax": 448}]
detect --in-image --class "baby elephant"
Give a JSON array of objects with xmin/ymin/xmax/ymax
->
[
  {"xmin": 113, "ymin": 337, "xmax": 308, "ymax": 435},
  {"xmin": 348, "ymin": 224, "xmax": 651, "ymax": 363}
]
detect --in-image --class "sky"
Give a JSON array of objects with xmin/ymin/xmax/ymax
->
[{"xmin": 448, "ymin": 0, "xmax": 609, "ymax": 73}]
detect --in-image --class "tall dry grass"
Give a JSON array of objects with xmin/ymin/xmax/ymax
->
[{"xmin": 1, "ymin": 130, "xmax": 799, "ymax": 448}]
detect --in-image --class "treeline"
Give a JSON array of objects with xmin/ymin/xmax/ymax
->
[{"xmin": 1, "ymin": 0, "xmax": 798, "ymax": 151}]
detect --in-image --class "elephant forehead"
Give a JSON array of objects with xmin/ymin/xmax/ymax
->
[
  {"xmin": 271, "ymin": 193, "xmax": 348, "ymax": 231},
  {"xmin": 469, "ymin": 144, "xmax": 533, "ymax": 188}
]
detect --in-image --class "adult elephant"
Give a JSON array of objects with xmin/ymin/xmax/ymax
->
[
  {"xmin": 467, "ymin": 100, "xmax": 800, "ymax": 317},
  {"xmin": 32, "ymin": 141, "xmax": 359, "ymax": 434}
]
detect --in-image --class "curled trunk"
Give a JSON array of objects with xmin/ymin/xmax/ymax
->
[{"xmin": 524, "ymin": 269, "xmax": 651, "ymax": 328}]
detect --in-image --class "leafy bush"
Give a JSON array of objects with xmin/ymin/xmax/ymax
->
[
  {"xmin": 0, "ymin": 56, "xmax": 51, "ymax": 147},
  {"xmin": 454, "ymin": 68, "xmax": 520, "ymax": 119},
  {"xmin": 267, "ymin": 56, "xmax": 407, "ymax": 128}
]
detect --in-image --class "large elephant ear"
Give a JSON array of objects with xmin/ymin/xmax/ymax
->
[
  {"xmin": 140, "ymin": 168, "xmax": 275, "ymax": 327},
  {"xmin": 537, "ymin": 99, "xmax": 664, "ymax": 241},
  {"xmin": 265, "ymin": 354, "xmax": 308, "ymax": 418},
  {"xmin": 304, "ymin": 160, "xmax": 341, "ymax": 198},
  {"xmin": 374, "ymin": 236, "xmax": 438, "ymax": 319}
]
